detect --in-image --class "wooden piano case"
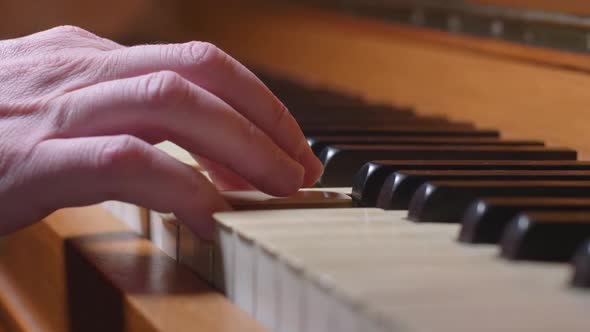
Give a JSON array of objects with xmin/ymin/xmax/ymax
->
[{"xmin": 2, "ymin": 0, "xmax": 590, "ymax": 330}]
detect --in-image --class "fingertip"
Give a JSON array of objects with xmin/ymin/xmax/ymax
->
[
  {"xmin": 273, "ymin": 160, "xmax": 305, "ymax": 197},
  {"xmin": 179, "ymin": 195, "xmax": 232, "ymax": 241},
  {"xmin": 301, "ymin": 148, "xmax": 324, "ymax": 187}
]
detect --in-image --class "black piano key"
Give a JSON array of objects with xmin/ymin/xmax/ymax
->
[
  {"xmin": 407, "ymin": 181, "xmax": 590, "ymax": 223},
  {"xmin": 320, "ymin": 145, "xmax": 577, "ymax": 187},
  {"xmin": 571, "ymin": 239, "xmax": 590, "ymax": 288},
  {"xmin": 307, "ymin": 136, "xmax": 544, "ymax": 156},
  {"xmin": 377, "ymin": 171, "xmax": 590, "ymax": 210},
  {"xmin": 501, "ymin": 212, "xmax": 590, "ymax": 261},
  {"xmin": 304, "ymin": 126, "xmax": 499, "ymax": 137},
  {"xmin": 351, "ymin": 160, "xmax": 590, "ymax": 207},
  {"xmin": 459, "ymin": 197, "xmax": 590, "ymax": 244}
]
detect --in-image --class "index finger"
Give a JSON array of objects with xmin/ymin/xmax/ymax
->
[{"xmin": 102, "ymin": 42, "xmax": 323, "ymax": 185}]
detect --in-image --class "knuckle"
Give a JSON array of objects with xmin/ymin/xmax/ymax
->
[
  {"xmin": 189, "ymin": 41, "xmax": 223, "ymax": 66},
  {"xmin": 163, "ymin": 41, "xmax": 237, "ymax": 75},
  {"xmin": 47, "ymin": 25, "xmax": 96, "ymax": 38},
  {"xmin": 140, "ymin": 71, "xmax": 189, "ymax": 106},
  {"xmin": 97, "ymin": 135, "xmax": 148, "ymax": 171},
  {"xmin": 161, "ymin": 41, "xmax": 211, "ymax": 65}
]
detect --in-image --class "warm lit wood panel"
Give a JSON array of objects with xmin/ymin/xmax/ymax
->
[
  {"xmin": 0, "ymin": 206, "xmax": 267, "ymax": 332},
  {"xmin": 180, "ymin": 1, "xmax": 590, "ymax": 160},
  {"xmin": 0, "ymin": 0, "xmax": 185, "ymax": 41}
]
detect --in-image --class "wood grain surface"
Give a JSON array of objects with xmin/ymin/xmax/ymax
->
[{"xmin": 0, "ymin": 206, "xmax": 267, "ymax": 332}]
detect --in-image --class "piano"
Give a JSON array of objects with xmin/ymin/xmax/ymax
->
[{"xmin": 2, "ymin": 0, "xmax": 590, "ymax": 331}]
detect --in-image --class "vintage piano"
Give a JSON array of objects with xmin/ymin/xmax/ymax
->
[{"xmin": 2, "ymin": 0, "xmax": 590, "ymax": 331}]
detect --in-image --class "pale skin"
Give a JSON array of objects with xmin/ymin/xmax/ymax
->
[{"xmin": 0, "ymin": 26, "xmax": 324, "ymax": 239}]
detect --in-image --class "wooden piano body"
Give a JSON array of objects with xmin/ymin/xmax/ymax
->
[{"xmin": 2, "ymin": 0, "xmax": 590, "ymax": 330}]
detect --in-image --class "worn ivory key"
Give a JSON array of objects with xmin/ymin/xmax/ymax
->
[{"xmin": 177, "ymin": 188, "xmax": 354, "ymax": 290}]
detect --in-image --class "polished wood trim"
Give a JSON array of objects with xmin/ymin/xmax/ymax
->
[{"xmin": 0, "ymin": 206, "xmax": 267, "ymax": 332}]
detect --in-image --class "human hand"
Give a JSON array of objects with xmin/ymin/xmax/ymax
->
[{"xmin": 0, "ymin": 26, "xmax": 323, "ymax": 237}]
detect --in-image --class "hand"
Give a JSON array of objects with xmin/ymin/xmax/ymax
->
[{"xmin": 0, "ymin": 26, "xmax": 323, "ymax": 238}]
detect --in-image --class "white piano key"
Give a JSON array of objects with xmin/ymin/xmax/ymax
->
[
  {"xmin": 102, "ymin": 201, "xmax": 149, "ymax": 237},
  {"xmin": 328, "ymin": 290, "xmax": 361, "ymax": 332},
  {"xmin": 277, "ymin": 259, "xmax": 305, "ymax": 332},
  {"xmin": 149, "ymin": 210, "xmax": 178, "ymax": 260},
  {"xmin": 302, "ymin": 187, "xmax": 353, "ymax": 196},
  {"xmin": 213, "ymin": 208, "xmax": 590, "ymax": 331},
  {"xmin": 222, "ymin": 209, "xmax": 590, "ymax": 331},
  {"xmin": 301, "ymin": 278, "xmax": 334, "ymax": 332},
  {"xmin": 215, "ymin": 208, "xmax": 387, "ymax": 228},
  {"xmin": 155, "ymin": 141, "xmax": 199, "ymax": 168},
  {"xmin": 254, "ymin": 247, "xmax": 278, "ymax": 330},
  {"xmin": 371, "ymin": 288, "xmax": 590, "ymax": 332},
  {"xmin": 221, "ymin": 189, "xmax": 353, "ymax": 210},
  {"xmin": 216, "ymin": 223, "xmax": 235, "ymax": 298},
  {"xmin": 234, "ymin": 233, "xmax": 257, "ymax": 315},
  {"xmin": 326, "ymin": 246, "xmax": 586, "ymax": 329},
  {"xmin": 215, "ymin": 208, "xmax": 393, "ymax": 331}
]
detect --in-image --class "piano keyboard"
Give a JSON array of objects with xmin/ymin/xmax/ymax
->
[{"xmin": 103, "ymin": 74, "xmax": 590, "ymax": 331}]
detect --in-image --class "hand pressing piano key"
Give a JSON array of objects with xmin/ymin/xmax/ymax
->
[
  {"xmin": 0, "ymin": 27, "xmax": 327, "ymax": 238},
  {"xmin": 352, "ymin": 160, "xmax": 590, "ymax": 207},
  {"xmin": 321, "ymin": 145, "xmax": 577, "ymax": 187}
]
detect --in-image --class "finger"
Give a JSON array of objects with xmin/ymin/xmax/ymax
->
[
  {"xmin": 102, "ymin": 42, "xmax": 323, "ymax": 185},
  {"xmin": 193, "ymin": 156, "xmax": 256, "ymax": 191},
  {"xmin": 51, "ymin": 70, "xmax": 305, "ymax": 196},
  {"xmin": 22, "ymin": 135, "xmax": 229, "ymax": 239}
]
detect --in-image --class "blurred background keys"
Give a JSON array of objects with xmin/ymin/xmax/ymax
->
[
  {"xmin": 376, "ymin": 170, "xmax": 590, "ymax": 210},
  {"xmin": 320, "ymin": 145, "xmax": 577, "ymax": 187},
  {"xmin": 351, "ymin": 160, "xmax": 590, "ymax": 207},
  {"xmin": 460, "ymin": 197, "xmax": 590, "ymax": 244},
  {"xmin": 407, "ymin": 181, "xmax": 590, "ymax": 223},
  {"xmin": 307, "ymin": 136, "xmax": 544, "ymax": 156},
  {"xmin": 501, "ymin": 212, "xmax": 590, "ymax": 261}
]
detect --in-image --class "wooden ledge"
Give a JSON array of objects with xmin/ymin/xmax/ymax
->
[{"xmin": 0, "ymin": 206, "xmax": 266, "ymax": 332}]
